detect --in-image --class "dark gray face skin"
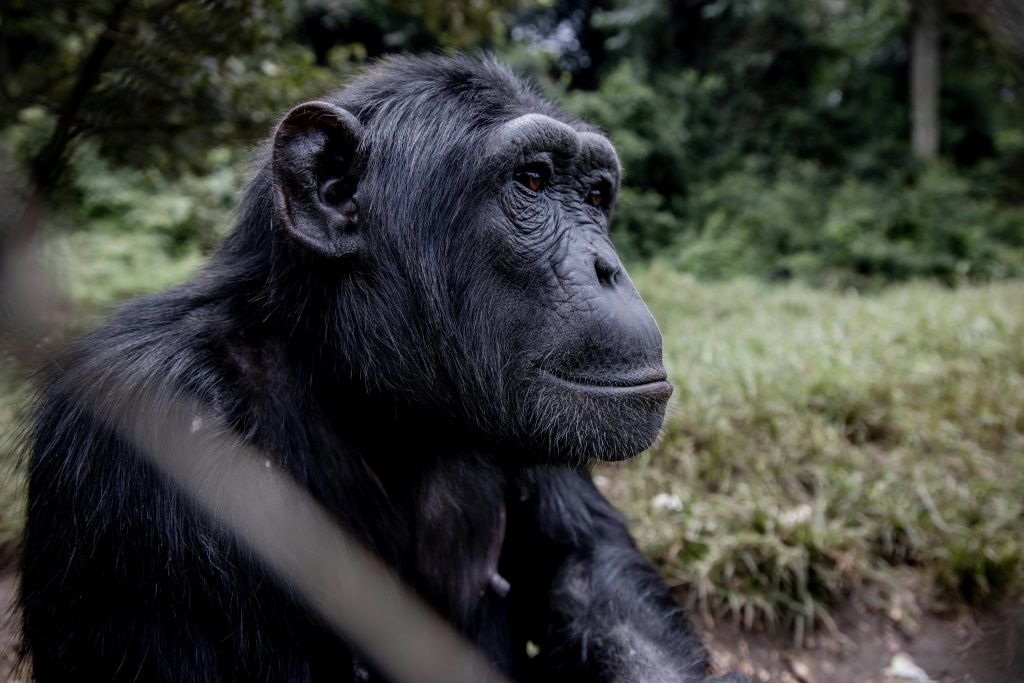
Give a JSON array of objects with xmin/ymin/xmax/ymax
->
[{"xmin": 483, "ymin": 114, "xmax": 672, "ymax": 462}]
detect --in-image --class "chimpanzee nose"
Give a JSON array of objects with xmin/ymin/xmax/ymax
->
[{"xmin": 594, "ymin": 254, "xmax": 620, "ymax": 288}]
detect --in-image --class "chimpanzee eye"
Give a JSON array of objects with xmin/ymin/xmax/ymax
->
[
  {"xmin": 587, "ymin": 189, "xmax": 603, "ymax": 207},
  {"xmin": 514, "ymin": 167, "xmax": 546, "ymax": 192}
]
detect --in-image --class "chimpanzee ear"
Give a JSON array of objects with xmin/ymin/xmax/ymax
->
[{"xmin": 272, "ymin": 101, "xmax": 364, "ymax": 259}]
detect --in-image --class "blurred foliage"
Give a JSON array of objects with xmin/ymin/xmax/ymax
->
[
  {"xmin": 1, "ymin": 0, "xmax": 335, "ymax": 180},
  {"xmin": 518, "ymin": 0, "xmax": 1024, "ymax": 283},
  {"xmin": 2, "ymin": 0, "xmax": 1022, "ymax": 285},
  {"xmin": 47, "ymin": 141, "xmax": 239, "ymax": 305},
  {"xmin": 0, "ymin": 0, "xmax": 523, "ymax": 185},
  {"xmin": 676, "ymin": 160, "xmax": 1024, "ymax": 285},
  {"xmin": 0, "ymin": 369, "xmax": 26, "ymax": 558}
]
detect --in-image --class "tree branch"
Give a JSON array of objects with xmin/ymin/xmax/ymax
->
[
  {"xmin": 30, "ymin": 0, "xmax": 133, "ymax": 192},
  {"xmin": 10, "ymin": 0, "xmax": 134, "ymax": 250}
]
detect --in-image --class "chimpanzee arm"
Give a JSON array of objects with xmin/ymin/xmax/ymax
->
[{"xmin": 503, "ymin": 467, "xmax": 746, "ymax": 683}]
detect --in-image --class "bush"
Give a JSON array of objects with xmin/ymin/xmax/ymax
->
[
  {"xmin": 668, "ymin": 162, "xmax": 1024, "ymax": 286},
  {"xmin": 38, "ymin": 143, "xmax": 248, "ymax": 308}
]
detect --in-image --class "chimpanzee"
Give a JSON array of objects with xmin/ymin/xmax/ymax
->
[{"xmin": 18, "ymin": 54, "xmax": 748, "ymax": 682}]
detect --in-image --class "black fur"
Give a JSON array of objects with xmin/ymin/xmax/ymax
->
[{"xmin": 18, "ymin": 54, "xmax": 745, "ymax": 682}]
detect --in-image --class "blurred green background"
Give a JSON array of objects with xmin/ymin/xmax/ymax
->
[{"xmin": 1, "ymin": 0, "xmax": 1022, "ymax": 637}]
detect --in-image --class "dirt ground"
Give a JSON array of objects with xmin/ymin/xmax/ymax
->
[
  {"xmin": 698, "ymin": 591, "xmax": 1024, "ymax": 683},
  {"xmin": 0, "ymin": 568, "xmax": 1020, "ymax": 682}
]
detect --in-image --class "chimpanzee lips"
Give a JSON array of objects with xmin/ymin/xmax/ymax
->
[{"xmin": 537, "ymin": 365, "xmax": 673, "ymax": 400}]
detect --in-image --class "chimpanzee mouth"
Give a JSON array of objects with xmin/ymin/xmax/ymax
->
[{"xmin": 537, "ymin": 366, "xmax": 673, "ymax": 399}]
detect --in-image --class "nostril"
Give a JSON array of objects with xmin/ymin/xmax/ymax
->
[{"xmin": 595, "ymin": 255, "xmax": 619, "ymax": 287}]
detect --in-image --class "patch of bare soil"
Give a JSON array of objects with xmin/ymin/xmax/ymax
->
[{"xmin": 699, "ymin": 591, "xmax": 1024, "ymax": 683}]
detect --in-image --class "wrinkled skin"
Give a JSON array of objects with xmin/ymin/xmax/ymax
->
[
  {"xmin": 18, "ymin": 54, "xmax": 749, "ymax": 683},
  {"xmin": 485, "ymin": 113, "xmax": 672, "ymax": 463}
]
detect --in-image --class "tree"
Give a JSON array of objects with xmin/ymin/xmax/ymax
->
[
  {"xmin": 0, "ymin": 0, "xmax": 523, "ymax": 242},
  {"xmin": 1, "ymin": 0, "xmax": 328, "ymax": 245},
  {"xmin": 910, "ymin": 0, "xmax": 941, "ymax": 161}
]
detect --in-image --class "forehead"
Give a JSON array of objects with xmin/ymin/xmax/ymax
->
[
  {"xmin": 491, "ymin": 113, "xmax": 621, "ymax": 174},
  {"xmin": 337, "ymin": 56, "xmax": 618, "ymax": 182},
  {"xmin": 494, "ymin": 113, "xmax": 616, "ymax": 155}
]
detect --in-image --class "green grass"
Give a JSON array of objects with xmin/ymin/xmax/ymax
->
[
  {"xmin": 599, "ymin": 264, "xmax": 1024, "ymax": 636},
  {"xmin": 1, "ymin": 246, "xmax": 1022, "ymax": 635},
  {"xmin": 0, "ymin": 371, "xmax": 27, "ymax": 554}
]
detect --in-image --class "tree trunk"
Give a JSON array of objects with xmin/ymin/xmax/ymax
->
[{"xmin": 911, "ymin": 0, "xmax": 941, "ymax": 162}]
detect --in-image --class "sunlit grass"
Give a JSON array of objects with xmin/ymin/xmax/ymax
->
[{"xmin": 600, "ymin": 264, "xmax": 1024, "ymax": 635}]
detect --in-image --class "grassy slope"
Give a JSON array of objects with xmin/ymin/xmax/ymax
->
[
  {"xmin": 600, "ymin": 265, "xmax": 1024, "ymax": 636},
  {"xmin": 1, "ymin": 253, "xmax": 1022, "ymax": 634},
  {"xmin": 0, "ymin": 372, "xmax": 25, "ymax": 555}
]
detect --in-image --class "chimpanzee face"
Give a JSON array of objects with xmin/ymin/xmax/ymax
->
[
  {"xmin": 482, "ymin": 113, "xmax": 671, "ymax": 462},
  {"xmin": 272, "ymin": 75, "xmax": 670, "ymax": 463}
]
